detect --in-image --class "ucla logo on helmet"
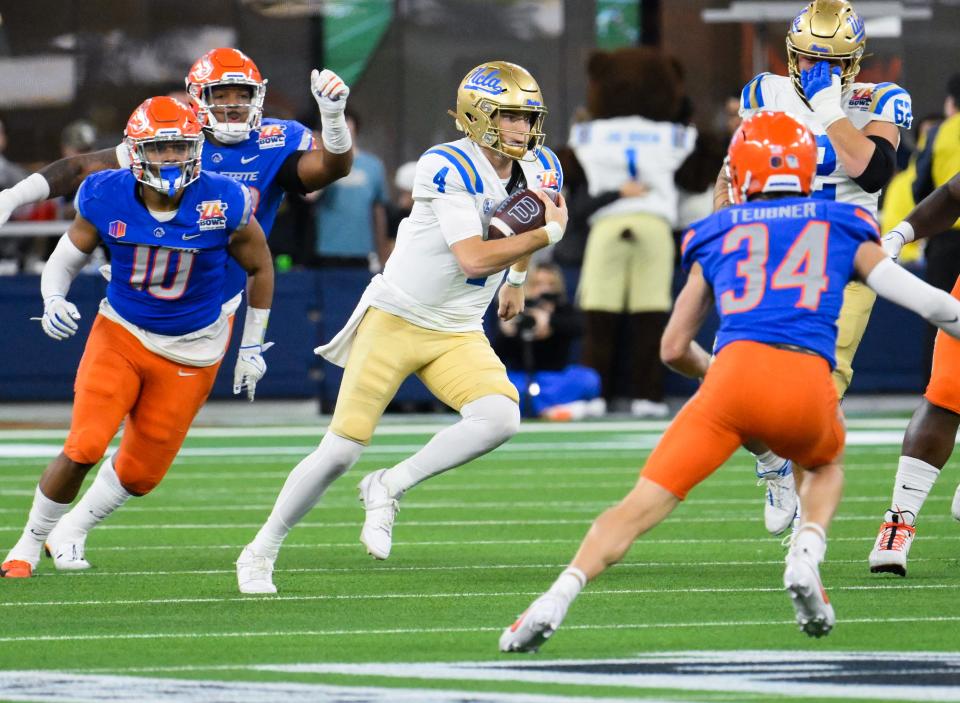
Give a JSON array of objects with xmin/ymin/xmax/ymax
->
[
  {"xmin": 465, "ymin": 67, "xmax": 505, "ymax": 96},
  {"xmin": 847, "ymin": 15, "xmax": 865, "ymax": 41},
  {"xmin": 258, "ymin": 124, "xmax": 287, "ymax": 149},
  {"xmin": 197, "ymin": 199, "xmax": 229, "ymax": 230},
  {"xmin": 791, "ymin": 8, "xmax": 807, "ymax": 33}
]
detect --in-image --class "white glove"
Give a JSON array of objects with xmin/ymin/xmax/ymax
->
[
  {"xmin": 233, "ymin": 342, "xmax": 272, "ymax": 402},
  {"xmin": 882, "ymin": 221, "xmax": 915, "ymax": 262},
  {"xmin": 41, "ymin": 295, "xmax": 81, "ymax": 340},
  {"xmin": 0, "ymin": 174, "xmax": 50, "ymax": 229},
  {"xmin": 311, "ymin": 68, "xmax": 350, "ymax": 115}
]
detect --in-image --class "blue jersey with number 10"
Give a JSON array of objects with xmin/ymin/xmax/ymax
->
[
  {"xmin": 681, "ymin": 198, "xmax": 880, "ymax": 368},
  {"xmin": 76, "ymin": 169, "xmax": 252, "ymax": 336}
]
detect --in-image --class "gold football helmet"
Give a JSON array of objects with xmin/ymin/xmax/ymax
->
[
  {"xmin": 449, "ymin": 61, "xmax": 547, "ymax": 161},
  {"xmin": 786, "ymin": 0, "xmax": 866, "ymax": 99}
]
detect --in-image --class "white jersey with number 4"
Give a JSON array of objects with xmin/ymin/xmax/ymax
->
[
  {"xmin": 371, "ymin": 137, "xmax": 563, "ymax": 332},
  {"xmin": 739, "ymin": 73, "xmax": 912, "ymax": 215}
]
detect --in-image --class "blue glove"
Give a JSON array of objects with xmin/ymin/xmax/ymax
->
[
  {"xmin": 801, "ymin": 62, "xmax": 845, "ymax": 128},
  {"xmin": 800, "ymin": 61, "xmax": 840, "ymax": 101}
]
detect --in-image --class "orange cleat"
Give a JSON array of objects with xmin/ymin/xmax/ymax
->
[{"xmin": 1, "ymin": 559, "xmax": 33, "ymax": 578}]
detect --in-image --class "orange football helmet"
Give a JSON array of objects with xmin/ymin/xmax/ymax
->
[
  {"xmin": 124, "ymin": 97, "xmax": 203, "ymax": 197},
  {"xmin": 726, "ymin": 111, "xmax": 817, "ymax": 204},
  {"xmin": 185, "ymin": 48, "xmax": 266, "ymax": 144}
]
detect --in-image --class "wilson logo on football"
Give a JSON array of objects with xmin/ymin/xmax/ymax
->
[
  {"xmin": 258, "ymin": 124, "xmax": 287, "ymax": 149},
  {"xmin": 196, "ymin": 199, "xmax": 229, "ymax": 231},
  {"xmin": 507, "ymin": 196, "xmax": 540, "ymax": 225},
  {"xmin": 108, "ymin": 220, "xmax": 127, "ymax": 239}
]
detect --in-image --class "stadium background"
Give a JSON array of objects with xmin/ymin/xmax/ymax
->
[{"xmin": 1, "ymin": 0, "xmax": 958, "ymax": 406}]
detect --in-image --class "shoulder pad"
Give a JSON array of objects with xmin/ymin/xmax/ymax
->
[
  {"xmin": 853, "ymin": 82, "xmax": 912, "ymax": 128},
  {"xmin": 416, "ymin": 143, "xmax": 485, "ymax": 197},
  {"xmin": 740, "ymin": 72, "xmax": 776, "ymax": 113},
  {"xmin": 532, "ymin": 145, "xmax": 563, "ymax": 191}
]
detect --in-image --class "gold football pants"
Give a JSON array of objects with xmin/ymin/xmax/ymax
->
[
  {"xmin": 329, "ymin": 307, "xmax": 519, "ymax": 444},
  {"xmin": 832, "ymin": 281, "xmax": 878, "ymax": 399}
]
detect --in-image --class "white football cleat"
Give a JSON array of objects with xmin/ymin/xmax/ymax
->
[
  {"xmin": 758, "ymin": 460, "xmax": 798, "ymax": 535},
  {"xmin": 44, "ymin": 527, "xmax": 91, "ymax": 571},
  {"xmin": 868, "ymin": 510, "xmax": 916, "ymax": 577},
  {"xmin": 358, "ymin": 469, "xmax": 399, "ymax": 560},
  {"xmin": 783, "ymin": 550, "xmax": 835, "ymax": 638},
  {"xmin": 499, "ymin": 594, "xmax": 569, "ymax": 653},
  {"xmin": 952, "ymin": 483, "xmax": 960, "ymax": 522},
  {"xmin": 236, "ymin": 546, "xmax": 277, "ymax": 594}
]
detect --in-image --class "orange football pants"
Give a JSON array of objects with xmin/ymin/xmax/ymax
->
[
  {"xmin": 641, "ymin": 340, "xmax": 845, "ymax": 499},
  {"xmin": 925, "ymin": 276, "xmax": 960, "ymax": 414},
  {"xmin": 63, "ymin": 315, "xmax": 221, "ymax": 495}
]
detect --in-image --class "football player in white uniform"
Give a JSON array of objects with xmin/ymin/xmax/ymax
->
[
  {"xmin": 715, "ymin": 0, "xmax": 911, "ymax": 535},
  {"xmin": 236, "ymin": 61, "xmax": 567, "ymax": 593}
]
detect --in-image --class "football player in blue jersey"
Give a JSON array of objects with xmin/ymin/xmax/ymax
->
[
  {"xmin": 715, "ymin": 0, "xmax": 911, "ymax": 537},
  {"xmin": 0, "ymin": 47, "xmax": 352, "ymax": 306},
  {"xmin": 1, "ymin": 97, "xmax": 275, "ymax": 578},
  {"xmin": 500, "ymin": 111, "xmax": 960, "ymax": 651}
]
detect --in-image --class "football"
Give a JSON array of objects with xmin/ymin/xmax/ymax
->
[{"xmin": 486, "ymin": 188, "xmax": 559, "ymax": 240}]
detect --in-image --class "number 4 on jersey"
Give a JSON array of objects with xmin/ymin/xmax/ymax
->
[{"xmin": 720, "ymin": 222, "xmax": 829, "ymax": 314}]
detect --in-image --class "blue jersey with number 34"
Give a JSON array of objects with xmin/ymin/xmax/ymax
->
[
  {"xmin": 76, "ymin": 169, "xmax": 252, "ymax": 336},
  {"xmin": 681, "ymin": 197, "xmax": 880, "ymax": 368}
]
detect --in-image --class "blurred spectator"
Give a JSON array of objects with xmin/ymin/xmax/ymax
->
[
  {"xmin": 567, "ymin": 48, "xmax": 698, "ymax": 418},
  {"xmin": 494, "ymin": 263, "xmax": 602, "ymax": 420},
  {"xmin": 311, "ymin": 108, "xmax": 390, "ymax": 271},
  {"xmin": 879, "ymin": 113, "xmax": 943, "ymax": 265},
  {"xmin": 0, "ymin": 117, "xmax": 28, "ymax": 273},
  {"xmin": 386, "ymin": 160, "xmax": 416, "ymax": 240},
  {"xmin": 911, "ymin": 74, "xmax": 960, "ymax": 382}
]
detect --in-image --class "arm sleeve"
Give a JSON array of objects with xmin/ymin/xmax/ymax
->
[
  {"xmin": 275, "ymin": 151, "xmax": 307, "ymax": 195},
  {"xmin": 41, "ymin": 233, "xmax": 91, "ymax": 300},
  {"xmin": 865, "ymin": 257, "xmax": 960, "ymax": 337}
]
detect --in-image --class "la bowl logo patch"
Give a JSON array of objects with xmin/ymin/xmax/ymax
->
[
  {"xmin": 197, "ymin": 199, "xmax": 229, "ymax": 231},
  {"xmin": 538, "ymin": 170, "xmax": 559, "ymax": 190},
  {"xmin": 258, "ymin": 124, "xmax": 287, "ymax": 149},
  {"xmin": 107, "ymin": 220, "xmax": 126, "ymax": 239}
]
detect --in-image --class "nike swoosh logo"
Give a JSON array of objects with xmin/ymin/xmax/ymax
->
[
  {"xmin": 933, "ymin": 316, "xmax": 959, "ymax": 324},
  {"xmin": 900, "ymin": 484, "xmax": 923, "ymax": 492},
  {"xmin": 240, "ymin": 155, "xmax": 260, "ymax": 164},
  {"xmin": 29, "ymin": 528, "xmax": 44, "ymax": 536},
  {"xmin": 182, "ymin": 233, "xmax": 202, "ymax": 240},
  {"xmin": 178, "ymin": 370, "xmax": 198, "ymax": 377}
]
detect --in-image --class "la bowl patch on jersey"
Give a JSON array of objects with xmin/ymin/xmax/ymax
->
[
  {"xmin": 258, "ymin": 124, "xmax": 287, "ymax": 149},
  {"xmin": 197, "ymin": 199, "xmax": 229, "ymax": 230}
]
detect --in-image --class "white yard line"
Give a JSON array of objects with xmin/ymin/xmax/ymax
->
[
  {"xmin": 2, "ymin": 615, "xmax": 960, "ymax": 644},
  {"xmin": 6, "ymin": 582, "xmax": 959, "ymax": 609}
]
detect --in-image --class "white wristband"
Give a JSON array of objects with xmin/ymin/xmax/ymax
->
[
  {"xmin": 1, "ymin": 173, "xmax": 50, "ymax": 210},
  {"xmin": 321, "ymin": 111, "xmax": 352, "ymax": 154},
  {"xmin": 506, "ymin": 268, "xmax": 527, "ymax": 287},
  {"xmin": 891, "ymin": 220, "xmax": 916, "ymax": 244},
  {"xmin": 544, "ymin": 220, "xmax": 564, "ymax": 245},
  {"xmin": 240, "ymin": 306, "xmax": 271, "ymax": 348}
]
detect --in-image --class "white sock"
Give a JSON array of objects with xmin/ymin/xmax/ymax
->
[
  {"xmin": 380, "ymin": 395, "xmax": 520, "ymax": 497},
  {"xmin": 249, "ymin": 432, "xmax": 364, "ymax": 558},
  {"xmin": 5, "ymin": 486, "xmax": 71, "ymax": 566},
  {"xmin": 755, "ymin": 450, "xmax": 789, "ymax": 477},
  {"xmin": 889, "ymin": 456, "xmax": 939, "ymax": 523},
  {"xmin": 792, "ymin": 522, "xmax": 827, "ymax": 564},
  {"xmin": 546, "ymin": 566, "xmax": 587, "ymax": 607},
  {"xmin": 53, "ymin": 456, "xmax": 132, "ymax": 540}
]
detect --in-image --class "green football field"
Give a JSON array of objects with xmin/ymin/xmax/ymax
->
[{"xmin": 1, "ymin": 418, "xmax": 959, "ymax": 702}]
